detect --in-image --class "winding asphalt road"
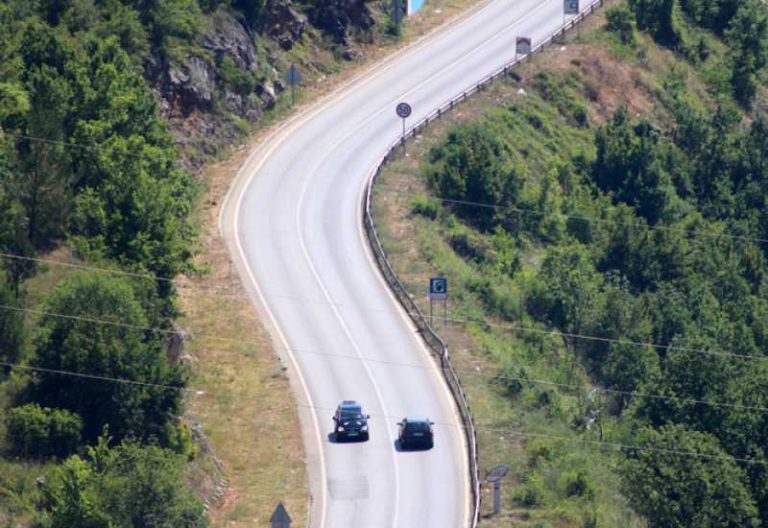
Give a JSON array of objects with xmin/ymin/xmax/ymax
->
[{"xmin": 221, "ymin": 1, "xmax": 597, "ymax": 526}]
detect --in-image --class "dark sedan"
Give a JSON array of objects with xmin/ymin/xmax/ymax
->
[{"xmin": 398, "ymin": 417, "xmax": 434, "ymax": 449}]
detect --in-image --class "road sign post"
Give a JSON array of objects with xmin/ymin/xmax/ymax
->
[
  {"xmin": 564, "ymin": 0, "xmax": 579, "ymax": 15},
  {"xmin": 429, "ymin": 277, "xmax": 447, "ymax": 326},
  {"xmin": 485, "ymin": 465, "xmax": 509, "ymax": 516},
  {"xmin": 270, "ymin": 503, "xmax": 292, "ymax": 528},
  {"xmin": 563, "ymin": 0, "xmax": 580, "ymax": 39},
  {"xmin": 396, "ymin": 102, "xmax": 412, "ymax": 154},
  {"xmin": 285, "ymin": 64, "xmax": 301, "ymax": 107},
  {"xmin": 515, "ymin": 37, "xmax": 532, "ymax": 61}
]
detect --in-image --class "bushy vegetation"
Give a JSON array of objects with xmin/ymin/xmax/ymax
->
[
  {"xmin": 37, "ymin": 436, "xmax": 208, "ymax": 528},
  {"xmin": 6, "ymin": 405, "xmax": 83, "ymax": 459},
  {"xmin": 626, "ymin": 0, "xmax": 768, "ymax": 106},
  {"xmin": 0, "ymin": 1, "xmax": 213, "ymax": 523},
  {"xmin": 399, "ymin": 2, "xmax": 768, "ymax": 525}
]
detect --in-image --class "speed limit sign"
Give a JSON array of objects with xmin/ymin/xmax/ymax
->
[{"xmin": 396, "ymin": 102, "xmax": 412, "ymax": 119}]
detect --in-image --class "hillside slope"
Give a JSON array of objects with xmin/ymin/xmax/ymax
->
[{"xmin": 373, "ymin": 0, "xmax": 767, "ymax": 526}]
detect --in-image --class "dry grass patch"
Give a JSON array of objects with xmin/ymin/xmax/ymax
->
[{"xmin": 178, "ymin": 146, "xmax": 309, "ymax": 527}]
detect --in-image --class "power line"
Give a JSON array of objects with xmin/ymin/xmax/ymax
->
[
  {"xmin": 2, "ymin": 358, "xmax": 762, "ymax": 466},
  {"xmin": 0, "ymin": 304, "xmax": 178, "ymax": 335},
  {"xmin": 0, "ymin": 249, "xmax": 763, "ymax": 364},
  {"xmin": 1, "ymin": 361, "xmax": 197, "ymax": 394},
  {"xmin": 1, "ymin": 130, "xmax": 165, "ymax": 161},
  {"xmin": 485, "ymin": 375, "xmax": 768, "ymax": 413},
  {"xmin": 376, "ymin": 186, "xmax": 768, "ymax": 246},
  {"xmin": 2, "ymin": 287, "xmax": 767, "ymax": 366},
  {"xmin": 3, "ymin": 301, "xmax": 767, "ymax": 417},
  {"xmin": 0, "ymin": 252, "xmax": 169, "ymax": 283}
]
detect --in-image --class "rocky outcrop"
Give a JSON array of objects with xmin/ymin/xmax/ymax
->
[
  {"xmin": 259, "ymin": 0, "xmax": 308, "ymax": 50},
  {"xmin": 166, "ymin": 56, "xmax": 216, "ymax": 112},
  {"xmin": 203, "ymin": 11, "xmax": 260, "ymax": 72},
  {"xmin": 305, "ymin": 0, "xmax": 376, "ymax": 45},
  {"xmin": 154, "ymin": 11, "xmax": 260, "ymax": 116},
  {"xmin": 145, "ymin": 2, "xmax": 382, "ymax": 169}
]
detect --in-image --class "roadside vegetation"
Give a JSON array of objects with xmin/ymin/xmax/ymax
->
[
  {"xmin": 0, "ymin": 0, "xmax": 484, "ymax": 526},
  {"xmin": 373, "ymin": 0, "xmax": 767, "ymax": 526}
]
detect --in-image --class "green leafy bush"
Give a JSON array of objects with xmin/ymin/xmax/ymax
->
[
  {"xmin": 606, "ymin": 6, "xmax": 636, "ymax": 44},
  {"xmin": 38, "ymin": 437, "xmax": 208, "ymax": 527},
  {"xmin": 410, "ymin": 196, "xmax": 441, "ymax": 220},
  {"xmin": 6, "ymin": 404, "xmax": 82, "ymax": 459},
  {"xmin": 31, "ymin": 274, "xmax": 186, "ymax": 444}
]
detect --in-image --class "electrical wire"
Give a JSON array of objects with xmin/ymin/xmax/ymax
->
[
  {"xmin": 2, "ymin": 294, "xmax": 767, "ymax": 365},
  {"xmin": 2, "ymin": 304, "xmax": 766, "ymax": 416},
  {"xmin": 1, "ymin": 359, "xmax": 763, "ymax": 466},
  {"xmin": 374, "ymin": 186, "xmax": 768, "ymax": 246}
]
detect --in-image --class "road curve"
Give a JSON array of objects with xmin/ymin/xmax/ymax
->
[{"xmin": 221, "ymin": 1, "xmax": 596, "ymax": 526}]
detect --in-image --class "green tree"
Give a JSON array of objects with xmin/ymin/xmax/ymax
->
[
  {"xmin": 427, "ymin": 122, "xmax": 523, "ymax": 230},
  {"xmin": 31, "ymin": 273, "xmax": 186, "ymax": 443},
  {"xmin": 39, "ymin": 437, "xmax": 208, "ymax": 528},
  {"xmin": 593, "ymin": 108, "xmax": 680, "ymax": 225},
  {"xmin": 725, "ymin": 0, "xmax": 768, "ymax": 107},
  {"xmin": 606, "ymin": 6, "xmax": 636, "ymax": 45},
  {"xmin": 623, "ymin": 425, "xmax": 759, "ymax": 527},
  {"xmin": 629, "ymin": 0, "xmax": 679, "ymax": 45},
  {"xmin": 0, "ymin": 272, "xmax": 25, "ymax": 369},
  {"xmin": 529, "ymin": 244, "xmax": 604, "ymax": 337}
]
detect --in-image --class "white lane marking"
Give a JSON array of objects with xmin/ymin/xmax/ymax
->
[
  {"xmin": 285, "ymin": 2, "xmax": 555, "ymax": 525},
  {"xmin": 222, "ymin": 0, "xmax": 569, "ymax": 525},
  {"xmin": 228, "ymin": 206, "xmax": 330, "ymax": 524},
  {"xmin": 295, "ymin": 168, "xmax": 402, "ymax": 527}
]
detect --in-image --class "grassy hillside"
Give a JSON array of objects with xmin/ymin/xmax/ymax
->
[{"xmin": 373, "ymin": 1, "xmax": 767, "ymax": 526}]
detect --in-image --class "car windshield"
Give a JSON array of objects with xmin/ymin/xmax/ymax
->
[{"xmin": 340, "ymin": 408, "xmax": 364, "ymax": 421}]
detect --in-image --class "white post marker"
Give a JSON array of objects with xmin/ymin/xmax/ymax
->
[{"xmin": 396, "ymin": 101, "xmax": 412, "ymax": 153}]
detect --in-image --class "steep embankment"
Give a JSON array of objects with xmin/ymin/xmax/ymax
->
[{"xmin": 373, "ymin": 1, "xmax": 767, "ymax": 526}]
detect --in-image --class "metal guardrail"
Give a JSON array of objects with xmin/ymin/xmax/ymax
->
[{"xmin": 362, "ymin": 2, "xmax": 605, "ymax": 525}]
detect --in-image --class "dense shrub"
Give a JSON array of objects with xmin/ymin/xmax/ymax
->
[{"xmin": 6, "ymin": 404, "xmax": 82, "ymax": 458}]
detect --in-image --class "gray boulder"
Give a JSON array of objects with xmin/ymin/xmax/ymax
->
[
  {"xmin": 260, "ymin": 0, "xmax": 308, "ymax": 50},
  {"xmin": 203, "ymin": 11, "xmax": 259, "ymax": 72}
]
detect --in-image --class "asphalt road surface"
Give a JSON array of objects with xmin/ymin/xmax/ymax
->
[{"xmin": 221, "ymin": 1, "xmax": 598, "ymax": 526}]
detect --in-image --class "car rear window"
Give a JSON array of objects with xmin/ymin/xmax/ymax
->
[{"xmin": 406, "ymin": 422, "xmax": 430, "ymax": 432}]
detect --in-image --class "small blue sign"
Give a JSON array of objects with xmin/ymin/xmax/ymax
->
[
  {"xmin": 429, "ymin": 277, "xmax": 447, "ymax": 300},
  {"xmin": 409, "ymin": 0, "xmax": 425, "ymax": 13}
]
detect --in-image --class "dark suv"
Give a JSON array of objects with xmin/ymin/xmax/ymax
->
[
  {"xmin": 397, "ymin": 417, "xmax": 434, "ymax": 449},
  {"xmin": 333, "ymin": 401, "xmax": 370, "ymax": 441}
]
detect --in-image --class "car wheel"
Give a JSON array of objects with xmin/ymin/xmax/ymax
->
[{"xmin": 362, "ymin": 432, "xmax": 369, "ymax": 441}]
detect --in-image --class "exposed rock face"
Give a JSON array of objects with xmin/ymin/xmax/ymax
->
[
  {"xmin": 306, "ymin": 0, "xmax": 376, "ymax": 45},
  {"xmin": 153, "ymin": 11, "xmax": 261, "ymax": 117},
  {"xmin": 259, "ymin": 0, "xmax": 308, "ymax": 50},
  {"xmin": 166, "ymin": 56, "xmax": 216, "ymax": 112},
  {"xmin": 203, "ymin": 11, "xmax": 259, "ymax": 72},
  {"xmin": 146, "ymin": 2, "xmax": 381, "ymax": 169}
]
